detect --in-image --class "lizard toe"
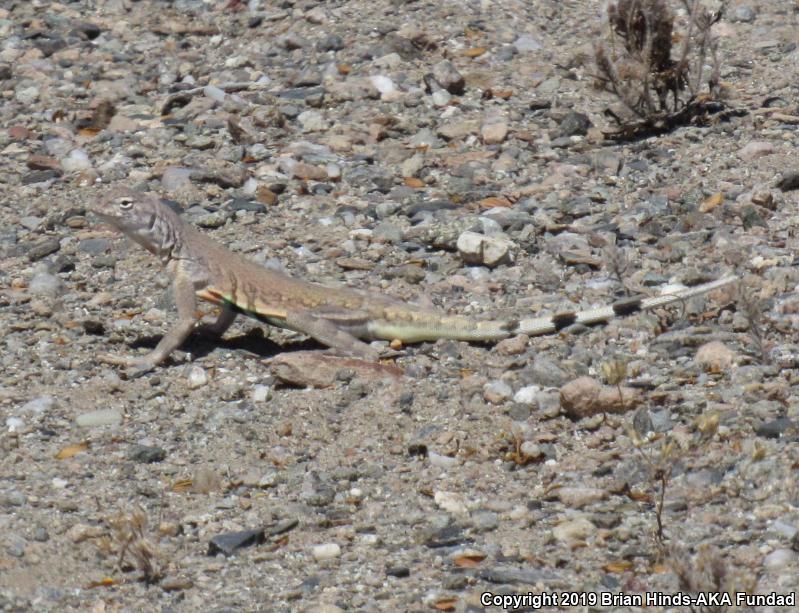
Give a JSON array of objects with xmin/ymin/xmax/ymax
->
[{"xmin": 125, "ymin": 363, "xmax": 157, "ymax": 378}]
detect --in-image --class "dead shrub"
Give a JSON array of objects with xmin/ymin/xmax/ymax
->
[{"xmin": 595, "ymin": 0, "xmax": 728, "ymax": 138}]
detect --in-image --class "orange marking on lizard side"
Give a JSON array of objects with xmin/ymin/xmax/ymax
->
[
  {"xmin": 197, "ymin": 287, "xmax": 225, "ymax": 304},
  {"xmin": 197, "ymin": 287, "xmax": 287, "ymax": 319}
]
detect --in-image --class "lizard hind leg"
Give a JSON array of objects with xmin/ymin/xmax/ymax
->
[
  {"xmin": 197, "ymin": 305, "xmax": 238, "ymax": 338},
  {"xmin": 284, "ymin": 310, "xmax": 381, "ymax": 361}
]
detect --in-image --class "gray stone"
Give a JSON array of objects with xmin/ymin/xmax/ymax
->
[
  {"xmin": 294, "ymin": 68, "xmax": 322, "ymax": 87},
  {"xmin": 478, "ymin": 566, "xmax": 553, "ymax": 585},
  {"xmin": 29, "ymin": 272, "xmax": 62, "ymax": 298},
  {"xmin": 27, "ymin": 238, "xmax": 61, "ymax": 262},
  {"xmin": 559, "ymin": 112, "xmax": 591, "ymax": 137},
  {"xmin": 317, "ymin": 34, "xmax": 344, "ymax": 52},
  {"xmin": 471, "ymin": 510, "xmax": 500, "ymax": 532},
  {"xmin": 161, "ymin": 167, "xmax": 194, "ymax": 192},
  {"xmin": 483, "ymin": 379, "xmax": 513, "ymax": 404},
  {"xmin": 208, "ymin": 529, "xmax": 265, "ymax": 556},
  {"xmin": 514, "ymin": 34, "xmax": 542, "ymax": 52},
  {"xmin": 372, "ymin": 222, "xmax": 403, "ymax": 243},
  {"xmin": 524, "ymin": 357, "xmax": 569, "ymax": 387},
  {"xmin": 78, "ymin": 238, "xmax": 111, "ymax": 255},
  {"xmin": 432, "ymin": 60, "xmax": 465, "ymax": 95},
  {"xmin": 1, "ymin": 490, "xmax": 27, "ymax": 508},
  {"xmin": 128, "ymin": 445, "xmax": 167, "ymax": 463},
  {"xmin": 19, "ymin": 216, "xmax": 43, "ymax": 231},
  {"xmin": 730, "ymin": 5, "xmax": 756, "ymax": 22}
]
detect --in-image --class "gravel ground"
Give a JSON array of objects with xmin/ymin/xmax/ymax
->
[{"xmin": 2, "ymin": 0, "xmax": 799, "ymax": 611}]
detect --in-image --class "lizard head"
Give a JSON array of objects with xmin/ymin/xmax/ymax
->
[{"xmin": 94, "ymin": 186, "xmax": 184, "ymax": 258}]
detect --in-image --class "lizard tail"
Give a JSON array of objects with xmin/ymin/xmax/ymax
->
[
  {"xmin": 367, "ymin": 315, "xmax": 515, "ymax": 344},
  {"xmin": 517, "ymin": 274, "xmax": 737, "ymax": 337}
]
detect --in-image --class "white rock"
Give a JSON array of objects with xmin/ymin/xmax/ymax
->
[
  {"xmin": 369, "ymin": 75, "xmax": 395, "ymax": 94},
  {"xmin": 76, "ymin": 408, "xmax": 123, "ymax": 428},
  {"xmin": 400, "ymin": 153, "xmax": 424, "ymax": 178},
  {"xmin": 519, "ymin": 441, "xmax": 543, "ymax": 460},
  {"xmin": 20, "ymin": 395, "xmax": 57, "ymax": 414},
  {"xmin": 763, "ymin": 548, "xmax": 797, "ymax": 569},
  {"xmin": 483, "ymin": 379, "xmax": 513, "ymax": 404},
  {"xmin": 553, "ymin": 517, "xmax": 596, "ymax": 542},
  {"xmin": 61, "ymin": 149, "xmax": 92, "ymax": 172},
  {"xmin": 556, "ymin": 487, "xmax": 607, "ymax": 508},
  {"xmin": 374, "ymin": 53, "xmax": 402, "ymax": 69},
  {"xmin": 326, "ymin": 163, "xmax": 341, "ymax": 180},
  {"xmin": 6, "ymin": 417, "xmax": 25, "ymax": 432},
  {"xmin": 481, "ymin": 121, "xmax": 509, "ymax": 144},
  {"xmin": 241, "ymin": 177, "xmax": 259, "ymax": 195},
  {"xmin": 298, "ymin": 110, "xmax": 327, "ymax": 131},
  {"xmin": 311, "ymin": 543, "xmax": 341, "ymax": 561},
  {"xmin": 432, "ymin": 89, "xmax": 451, "ymax": 107},
  {"xmin": 428, "ymin": 451, "xmax": 458, "ymax": 469},
  {"xmin": 457, "ymin": 231, "xmax": 514, "ymax": 267},
  {"xmin": 434, "ymin": 490, "xmax": 469, "ymax": 515},
  {"xmin": 514, "ymin": 385, "xmax": 542, "ymax": 405},
  {"xmin": 15, "ymin": 86, "xmax": 39, "ymax": 104},
  {"xmin": 770, "ymin": 520, "xmax": 798, "ymax": 540},
  {"xmin": 251, "ymin": 384, "xmax": 272, "ymax": 403},
  {"xmin": 187, "ymin": 366, "xmax": 208, "ymax": 389}
]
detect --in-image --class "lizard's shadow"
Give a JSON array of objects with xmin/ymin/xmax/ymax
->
[{"xmin": 126, "ymin": 328, "xmax": 323, "ymax": 359}]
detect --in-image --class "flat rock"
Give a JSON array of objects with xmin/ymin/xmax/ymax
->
[
  {"xmin": 270, "ymin": 351, "xmax": 402, "ymax": 387},
  {"xmin": 208, "ymin": 529, "xmax": 266, "ymax": 556}
]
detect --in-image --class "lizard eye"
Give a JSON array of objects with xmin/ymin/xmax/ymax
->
[{"xmin": 117, "ymin": 197, "xmax": 134, "ymax": 210}]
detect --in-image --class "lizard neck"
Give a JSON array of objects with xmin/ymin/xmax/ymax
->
[{"xmin": 128, "ymin": 209, "xmax": 188, "ymax": 265}]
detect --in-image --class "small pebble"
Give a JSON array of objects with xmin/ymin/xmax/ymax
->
[
  {"xmin": 20, "ymin": 395, "xmax": 57, "ymax": 414},
  {"xmin": 738, "ymin": 141, "xmax": 775, "ymax": 161},
  {"xmin": 252, "ymin": 384, "xmax": 272, "ymax": 402},
  {"xmin": 187, "ymin": 366, "xmax": 209, "ymax": 389},
  {"xmin": 432, "ymin": 59, "xmax": 465, "ymax": 95},
  {"xmin": 76, "ymin": 408, "xmax": 123, "ymax": 427},
  {"xmin": 552, "ymin": 517, "xmax": 596, "ymax": 543},
  {"xmin": 311, "ymin": 543, "xmax": 342, "ymax": 561},
  {"xmin": 763, "ymin": 548, "xmax": 796, "ymax": 569},
  {"xmin": 457, "ymin": 231, "xmax": 513, "ymax": 267},
  {"xmin": 434, "ymin": 491, "xmax": 469, "ymax": 515},
  {"xmin": 483, "ymin": 379, "xmax": 513, "ymax": 404}
]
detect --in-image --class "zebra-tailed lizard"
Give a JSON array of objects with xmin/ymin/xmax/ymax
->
[{"xmin": 92, "ymin": 187, "xmax": 737, "ymax": 377}]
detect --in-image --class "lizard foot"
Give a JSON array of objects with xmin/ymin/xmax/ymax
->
[
  {"xmin": 324, "ymin": 344, "xmax": 400, "ymax": 362},
  {"xmin": 98, "ymin": 353, "xmax": 158, "ymax": 378}
]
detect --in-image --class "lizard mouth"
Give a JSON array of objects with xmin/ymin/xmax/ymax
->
[{"xmin": 91, "ymin": 209, "xmax": 119, "ymax": 226}]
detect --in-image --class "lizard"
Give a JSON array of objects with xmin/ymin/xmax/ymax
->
[{"xmin": 91, "ymin": 186, "xmax": 737, "ymax": 377}]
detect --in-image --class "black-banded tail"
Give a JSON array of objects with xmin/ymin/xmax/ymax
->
[{"xmin": 517, "ymin": 275, "xmax": 737, "ymax": 337}]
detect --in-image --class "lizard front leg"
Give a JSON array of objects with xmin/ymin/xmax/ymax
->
[{"xmin": 99, "ymin": 270, "xmax": 201, "ymax": 377}]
